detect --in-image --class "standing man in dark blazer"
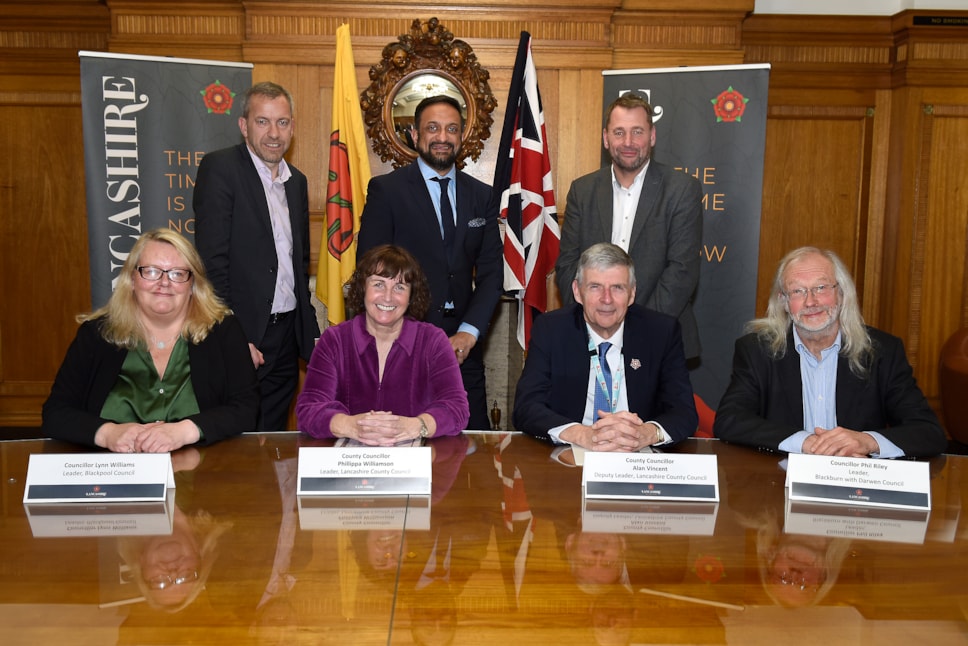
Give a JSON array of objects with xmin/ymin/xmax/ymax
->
[
  {"xmin": 514, "ymin": 243, "xmax": 697, "ymax": 450},
  {"xmin": 714, "ymin": 246, "xmax": 946, "ymax": 458},
  {"xmin": 555, "ymin": 93, "xmax": 703, "ymax": 359},
  {"xmin": 357, "ymin": 95, "xmax": 502, "ymax": 430},
  {"xmin": 193, "ymin": 81, "xmax": 319, "ymax": 431}
]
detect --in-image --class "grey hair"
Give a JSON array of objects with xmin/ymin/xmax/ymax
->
[
  {"xmin": 241, "ymin": 81, "xmax": 294, "ymax": 118},
  {"xmin": 747, "ymin": 246, "xmax": 872, "ymax": 377},
  {"xmin": 575, "ymin": 243, "xmax": 637, "ymax": 291}
]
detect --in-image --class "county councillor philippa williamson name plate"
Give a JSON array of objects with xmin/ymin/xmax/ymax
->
[
  {"xmin": 22, "ymin": 453, "xmax": 174, "ymax": 503},
  {"xmin": 582, "ymin": 453, "xmax": 719, "ymax": 502},
  {"xmin": 297, "ymin": 446, "xmax": 432, "ymax": 496}
]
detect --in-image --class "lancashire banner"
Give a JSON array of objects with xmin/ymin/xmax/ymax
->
[
  {"xmin": 602, "ymin": 64, "xmax": 770, "ymax": 413},
  {"xmin": 80, "ymin": 51, "xmax": 252, "ymax": 307},
  {"xmin": 317, "ymin": 24, "xmax": 371, "ymax": 325}
]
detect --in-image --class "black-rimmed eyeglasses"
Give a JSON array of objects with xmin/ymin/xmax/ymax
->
[{"xmin": 137, "ymin": 266, "xmax": 193, "ymax": 283}]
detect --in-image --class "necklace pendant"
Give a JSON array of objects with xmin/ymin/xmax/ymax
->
[{"xmin": 156, "ymin": 341, "xmax": 165, "ymax": 350}]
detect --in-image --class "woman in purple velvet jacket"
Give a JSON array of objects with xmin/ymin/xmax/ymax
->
[{"xmin": 296, "ymin": 245, "xmax": 469, "ymax": 443}]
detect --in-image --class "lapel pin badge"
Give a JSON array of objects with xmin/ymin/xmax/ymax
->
[{"xmin": 630, "ymin": 358, "xmax": 642, "ymax": 370}]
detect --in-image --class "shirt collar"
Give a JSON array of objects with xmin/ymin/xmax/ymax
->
[
  {"xmin": 352, "ymin": 314, "xmax": 418, "ymax": 356},
  {"xmin": 792, "ymin": 325, "xmax": 842, "ymax": 357},
  {"xmin": 610, "ymin": 160, "xmax": 649, "ymax": 190},
  {"xmin": 417, "ymin": 156, "xmax": 456, "ymax": 183},
  {"xmin": 586, "ymin": 321, "xmax": 626, "ymax": 351},
  {"xmin": 246, "ymin": 146, "xmax": 291, "ymax": 183}
]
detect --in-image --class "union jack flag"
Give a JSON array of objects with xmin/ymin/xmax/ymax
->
[{"xmin": 493, "ymin": 32, "xmax": 560, "ymax": 349}]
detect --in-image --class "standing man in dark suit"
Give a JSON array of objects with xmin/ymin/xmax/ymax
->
[
  {"xmin": 357, "ymin": 95, "xmax": 502, "ymax": 430},
  {"xmin": 714, "ymin": 246, "xmax": 946, "ymax": 458},
  {"xmin": 555, "ymin": 92, "xmax": 704, "ymax": 359},
  {"xmin": 513, "ymin": 243, "xmax": 697, "ymax": 450},
  {"xmin": 193, "ymin": 81, "xmax": 319, "ymax": 431}
]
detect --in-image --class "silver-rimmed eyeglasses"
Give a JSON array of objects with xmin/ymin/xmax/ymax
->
[
  {"xmin": 146, "ymin": 570, "xmax": 199, "ymax": 590},
  {"xmin": 785, "ymin": 283, "xmax": 838, "ymax": 301},
  {"xmin": 137, "ymin": 266, "xmax": 193, "ymax": 283}
]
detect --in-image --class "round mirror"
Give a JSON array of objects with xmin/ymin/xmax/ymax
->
[
  {"xmin": 361, "ymin": 17, "xmax": 495, "ymax": 169},
  {"xmin": 386, "ymin": 71, "xmax": 471, "ymax": 156}
]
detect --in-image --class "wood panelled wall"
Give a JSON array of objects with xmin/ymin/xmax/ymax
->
[{"xmin": 2, "ymin": 0, "xmax": 967, "ymax": 429}]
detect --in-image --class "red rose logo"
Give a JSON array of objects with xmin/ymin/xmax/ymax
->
[
  {"xmin": 693, "ymin": 554, "xmax": 725, "ymax": 583},
  {"xmin": 201, "ymin": 81, "xmax": 235, "ymax": 115},
  {"xmin": 711, "ymin": 86, "xmax": 748, "ymax": 123}
]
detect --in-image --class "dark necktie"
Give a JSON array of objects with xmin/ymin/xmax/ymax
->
[
  {"xmin": 432, "ymin": 177, "xmax": 455, "ymax": 246},
  {"xmin": 593, "ymin": 341, "xmax": 613, "ymax": 421}
]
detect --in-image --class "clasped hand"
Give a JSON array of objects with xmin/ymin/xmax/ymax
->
[
  {"xmin": 96, "ymin": 420, "xmax": 201, "ymax": 454},
  {"xmin": 346, "ymin": 411, "xmax": 420, "ymax": 446},
  {"xmin": 802, "ymin": 426, "xmax": 879, "ymax": 457},
  {"xmin": 566, "ymin": 411, "xmax": 659, "ymax": 452}
]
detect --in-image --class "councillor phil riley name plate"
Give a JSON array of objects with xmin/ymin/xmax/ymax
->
[{"xmin": 786, "ymin": 453, "xmax": 930, "ymax": 510}]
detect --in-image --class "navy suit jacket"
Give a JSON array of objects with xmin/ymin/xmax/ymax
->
[
  {"xmin": 555, "ymin": 161, "xmax": 703, "ymax": 357},
  {"xmin": 512, "ymin": 304, "xmax": 698, "ymax": 443},
  {"xmin": 193, "ymin": 143, "xmax": 319, "ymax": 361},
  {"xmin": 713, "ymin": 327, "xmax": 947, "ymax": 457},
  {"xmin": 357, "ymin": 162, "xmax": 502, "ymax": 337}
]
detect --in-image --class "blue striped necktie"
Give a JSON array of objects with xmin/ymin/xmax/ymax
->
[{"xmin": 593, "ymin": 341, "xmax": 612, "ymax": 421}]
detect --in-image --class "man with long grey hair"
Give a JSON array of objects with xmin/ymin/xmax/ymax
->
[{"xmin": 714, "ymin": 246, "xmax": 945, "ymax": 458}]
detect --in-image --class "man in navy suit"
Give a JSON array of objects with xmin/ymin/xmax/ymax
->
[
  {"xmin": 193, "ymin": 82, "xmax": 319, "ymax": 432},
  {"xmin": 357, "ymin": 95, "xmax": 502, "ymax": 430},
  {"xmin": 714, "ymin": 246, "xmax": 946, "ymax": 458},
  {"xmin": 513, "ymin": 243, "xmax": 697, "ymax": 450},
  {"xmin": 555, "ymin": 93, "xmax": 703, "ymax": 359}
]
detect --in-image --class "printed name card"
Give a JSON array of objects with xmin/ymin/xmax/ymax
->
[
  {"xmin": 297, "ymin": 495, "xmax": 431, "ymax": 531},
  {"xmin": 25, "ymin": 491, "xmax": 176, "ymax": 538},
  {"xmin": 786, "ymin": 453, "xmax": 930, "ymax": 510},
  {"xmin": 297, "ymin": 446, "xmax": 432, "ymax": 496},
  {"xmin": 784, "ymin": 498, "xmax": 929, "ymax": 544},
  {"xmin": 582, "ymin": 499, "xmax": 720, "ymax": 536},
  {"xmin": 23, "ymin": 453, "xmax": 174, "ymax": 503},
  {"xmin": 582, "ymin": 453, "xmax": 719, "ymax": 502}
]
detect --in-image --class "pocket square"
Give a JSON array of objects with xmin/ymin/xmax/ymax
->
[{"xmin": 467, "ymin": 218, "xmax": 487, "ymax": 228}]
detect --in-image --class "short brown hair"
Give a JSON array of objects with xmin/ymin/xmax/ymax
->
[
  {"xmin": 604, "ymin": 92, "xmax": 654, "ymax": 129},
  {"xmin": 347, "ymin": 245, "xmax": 431, "ymax": 321}
]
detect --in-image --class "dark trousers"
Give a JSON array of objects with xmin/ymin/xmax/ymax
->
[
  {"xmin": 256, "ymin": 312, "xmax": 299, "ymax": 431},
  {"xmin": 461, "ymin": 343, "xmax": 490, "ymax": 430}
]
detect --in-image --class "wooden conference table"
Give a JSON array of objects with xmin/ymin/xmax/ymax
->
[{"xmin": 1, "ymin": 432, "xmax": 966, "ymax": 645}]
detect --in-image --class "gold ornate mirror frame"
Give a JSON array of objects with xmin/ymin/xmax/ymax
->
[{"xmin": 361, "ymin": 17, "xmax": 496, "ymax": 169}]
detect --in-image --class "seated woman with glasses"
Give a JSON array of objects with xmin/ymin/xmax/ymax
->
[
  {"xmin": 42, "ymin": 228, "xmax": 258, "ymax": 453},
  {"xmin": 296, "ymin": 244, "xmax": 469, "ymax": 444}
]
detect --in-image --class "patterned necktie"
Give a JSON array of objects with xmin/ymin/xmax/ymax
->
[
  {"xmin": 593, "ymin": 341, "xmax": 613, "ymax": 421},
  {"xmin": 432, "ymin": 177, "xmax": 455, "ymax": 246}
]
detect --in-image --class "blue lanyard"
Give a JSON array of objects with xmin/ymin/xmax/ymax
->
[{"xmin": 588, "ymin": 337, "xmax": 623, "ymax": 414}]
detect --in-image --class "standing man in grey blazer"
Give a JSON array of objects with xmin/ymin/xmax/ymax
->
[
  {"xmin": 555, "ymin": 93, "xmax": 703, "ymax": 359},
  {"xmin": 194, "ymin": 82, "xmax": 319, "ymax": 432}
]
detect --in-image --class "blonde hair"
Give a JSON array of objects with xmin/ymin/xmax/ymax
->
[
  {"xmin": 79, "ymin": 228, "xmax": 231, "ymax": 348},
  {"xmin": 746, "ymin": 246, "xmax": 872, "ymax": 378}
]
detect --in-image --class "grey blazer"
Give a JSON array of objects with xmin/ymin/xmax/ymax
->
[{"xmin": 555, "ymin": 161, "xmax": 703, "ymax": 358}]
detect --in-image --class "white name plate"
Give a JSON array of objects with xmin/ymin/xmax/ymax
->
[
  {"xmin": 582, "ymin": 499, "xmax": 719, "ymax": 536},
  {"xmin": 24, "ymin": 490, "xmax": 176, "ymax": 538},
  {"xmin": 297, "ymin": 446, "xmax": 432, "ymax": 496},
  {"xmin": 786, "ymin": 454, "xmax": 930, "ymax": 510},
  {"xmin": 582, "ymin": 453, "xmax": 719, "ymax": 501},
  {"xmin": 23, "ymin": 453, "xmax": 174, "ymax": 503},
  {"xmin": 297, "ymin": 495, "xmax": 430, "ymax": 531},
  {"xmin": 784, "ymin": 498, "xmax": 929, "ymax": 544}
]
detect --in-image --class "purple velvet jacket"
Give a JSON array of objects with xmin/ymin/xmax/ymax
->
[{"xmin": 296, "ymin": 315, "xmax": 469, "ymax": 438}]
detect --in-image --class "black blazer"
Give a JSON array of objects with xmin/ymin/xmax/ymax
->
[
  {"xmin": 713, "ymin": 326, "xmax": 947, "ymax": 457},
  {"xmin": 512, "ymin": 304, "xmax": 698, "ymax": 443},
  {"xmin": 42, "ymin": 316, "xmax": 259, "ymax": 448},
  {"xmin": 357, "ymin": 162, "xmax": 502, "ymax": 337},
  {"xmin": 193, "ymin": 143, "xmax": 319, "ymax": 360}
]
